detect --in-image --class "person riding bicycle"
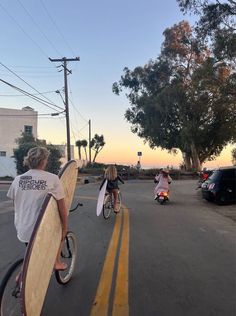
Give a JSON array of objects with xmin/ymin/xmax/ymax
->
[
  {"xmin": 100, "ymin": 165, "xmax": 124, "ymax": 213},
  {"xmin": 154, "ymin": 169, "xmax": 172, "ymax": 200},
  {"xmin": 7, "ymin": 147, "xmax": 68, "ymax": 271}
]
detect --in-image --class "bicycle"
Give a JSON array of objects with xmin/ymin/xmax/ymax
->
[
  {"xmin": 102, "ymin": 191, "xmax": 122, "ymax": 219},
  {"xmin": 0, "ymin": 201, "xmax": 82, "ymax": 316}
]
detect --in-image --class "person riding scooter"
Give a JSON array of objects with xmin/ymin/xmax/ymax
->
[{"xmin": 154, "ymin": 169, "xmax": 172, "ymax": 201}]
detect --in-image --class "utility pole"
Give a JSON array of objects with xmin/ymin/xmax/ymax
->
[
  {"xmin": 49, "ymin": 56, "xmax": 80, "ymax": 161},
  {"xmin": 88, "ymin": 119, "xmax": 91, "ymax": 163}
]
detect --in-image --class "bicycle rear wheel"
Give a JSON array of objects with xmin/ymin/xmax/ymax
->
[
  {"xmin": 103, "ymin": 194, "xmax": 112, "ymax": 219},
  {"xmin": 55, "ymin": 231, "xmax": 78, "ymax": 285},
  {"xmin": 0, "ymin": 258, "xmax": 23, "ymax": 316}
]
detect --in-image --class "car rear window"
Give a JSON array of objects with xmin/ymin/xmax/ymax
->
[{"xmin": 208, "ymin": 170, "xmax": 221, "ymax": 182}]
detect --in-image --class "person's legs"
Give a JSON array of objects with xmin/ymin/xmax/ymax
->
[
  {"xmin": 112, "ymin": 189, "xmax": 119, "ymax": 212},
  {"xmin": 54, "ymin": 239, "xmax": 68, "ymax": 271},
  {"xmin": 15, "ymin": 243, "xmax": 28, "ymax": 282}
]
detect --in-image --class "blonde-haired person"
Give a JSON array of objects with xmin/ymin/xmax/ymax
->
[
  {"xmin": 7, "ymin": 146, "xmax": 68, "ymax": 271},
  {"xmin": 100, "ymin": 165, "xmax": 124, "ymax": 213}
]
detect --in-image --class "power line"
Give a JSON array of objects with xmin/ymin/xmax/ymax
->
[
  {"xmin": 0, "ymin": 90, "xmax": 61, "ymax": 97},
  {"xmin": 4, "ymin": 65, "xmax": 55, "ymax": 69},
  {"xmin": 0, "ymin": 113, "xmax": 64, "ymax": 117},
  {"xmin": 17, "ymin": 0, "xmax": 63, "ymax": 58},
  {"xmin": 0, "ymin": 2, "xmax": 49, "ymax": 59},
  {"xmin": 68, "ymin": 80, "xmax": 88, "ymax": 123},
  {"xmin": 40, "ymin": 0, "xmax": 76, "ymax": 56},
  {"xmin": 0, "ymin": 78, "xmax": 64, "ymax": 112},
  {"xmin": 0, "ymin": 62, "xmax": 64, "ymax": 111}
]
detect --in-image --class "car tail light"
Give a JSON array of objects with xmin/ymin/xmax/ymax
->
[{"xmin": 208, "ymin": 183, "xmax": 215, "ymax": 190}]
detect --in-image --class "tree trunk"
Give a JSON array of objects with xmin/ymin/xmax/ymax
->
[
  {"xmin": 183, "ymin": 152, "xmax": 192, "ymax": 171},
  {"xmin": 190, "ymin": 143, "xmax": 201, "ymax": 171},
  {"xmin": 78, "ymin": 148, "xmax": 81, "ymax": 160},
  {"xmin": 93, "ymin": 151, "xmax": 98, "ymax": 163},
  {"xmin": 84, "ymin": 148, "xmax": 88, "ymax": 161}
]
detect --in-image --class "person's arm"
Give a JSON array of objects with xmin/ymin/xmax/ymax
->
[
  {"xmin": 57, "ymin": 198, "xmax": 68, "ymax": 241},
  {"xmin": 168, "ymin": 175, "xmax": 172, "ymax": 184},
  {"xmin": 99, "ymin": 178, "xmax": 106, "ymax": 190},
  {"xmin": 118, "ymin": 175, "xmax": 124, "ymax": 184},
  {"xmin": 154, "ymin": 174, "xmax": 160, "ymax": 183}
]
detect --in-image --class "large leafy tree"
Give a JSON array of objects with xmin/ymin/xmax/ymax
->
[
  {"xmin": 177, "ymin": 0, "xmax": 236, "ymax": 61},
  {"xmin": 113, "ymin": 21, "xmax": 236, "ymax": 171},
  {"xmin": 14, "ymin": 132, "xmax": 62, "ymax": 175}
]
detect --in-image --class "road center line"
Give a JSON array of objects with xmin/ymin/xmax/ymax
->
[
  {"xmin": 112, "ymin": 206, "xmax": 129, "ymax": 316},
  {"xmin": 90, "ymin": 210, "xmax": 122, "ymax": 316}
]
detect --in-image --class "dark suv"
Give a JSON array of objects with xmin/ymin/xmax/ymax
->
[{"xmin": 201, "ymin": 167, "xmax": 236, "ymax": 205}]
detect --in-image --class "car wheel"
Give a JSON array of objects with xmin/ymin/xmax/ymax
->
[{"xmin": 216, "ymin": 192, "xmax": 228, "ymax": 205}]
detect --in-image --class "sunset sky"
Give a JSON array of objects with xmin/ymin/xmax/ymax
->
[{"xmin": 0, "ymin": 0, "xmax": 234, "ymax": 169}]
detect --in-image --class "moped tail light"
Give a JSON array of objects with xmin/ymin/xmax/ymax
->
[
  {"xmin": 159, "ymin": 192, "xmax": 168, "ymax": 197},
  {"xmin": 208, "ymin": 183, "xmax": 215, "ymax": 190}
]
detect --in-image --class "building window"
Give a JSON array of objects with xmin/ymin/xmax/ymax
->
[
  {"xmin": 24, "ymin": 125, "xmax": 33, "ymax": 135},
  {"xmin": 0, "ymin": 151, "xmax": 6, "ymax": 157}
]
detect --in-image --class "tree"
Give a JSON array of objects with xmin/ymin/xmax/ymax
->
[
  {"xmin": 46, "ymin": 144, "xmax": 62, "ymax": 174},
  {"xmin": 177, "ymin": 0, "xmax": 236, "ymax": 61},
  {"xmin": 75, "ymin": 140, "xmax": 82, "ymax": 160},
  {"xmin": 90, "ymin": 134, "xmax": 105, "ymax": 163},
  {"xmin": 232, "ymin": 148, "xmax": 236, "ymax": 165},
  {"xmin": 81, "ymin": 139, "xmax": 88, "ymax": 161},
  {"xmin": 113, "ymin": 21, "xmax": 236, "ymax": 171},
  {"xmin": 14, "ymin": 133, "xmax": 62, "ymax": 175}
]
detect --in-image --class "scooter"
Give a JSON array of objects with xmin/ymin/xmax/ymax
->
[{"xmin": 155, "ymin": 191, "xmax": 169, "ymax": 205}]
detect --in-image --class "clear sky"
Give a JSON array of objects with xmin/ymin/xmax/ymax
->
[{"xmin": 0, "ymin": 0, "xmax": 234, "ymax": 168}]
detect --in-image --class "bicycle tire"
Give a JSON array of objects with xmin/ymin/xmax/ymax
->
[
  {"xmin": 55, "ymin": 231, "xmax": 78, "ymax": 285},
  {"xmin": 103, "ymin": 194, "xmax": 112, "ymax": 219},
  {"xmin": 0, "ymin": 258, "xmax": 23, "ymax": 316}
]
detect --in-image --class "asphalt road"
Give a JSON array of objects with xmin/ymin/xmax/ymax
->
[{"xmin": 0, "ymin": 180, "xmax": 235, "ymax": 316}]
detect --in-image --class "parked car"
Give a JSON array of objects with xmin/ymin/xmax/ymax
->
[{"xmin": 201, "ymin": 166, "xmax": 236, "ymax": 205}]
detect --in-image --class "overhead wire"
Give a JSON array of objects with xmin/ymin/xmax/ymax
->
[
  {"xmin": 0, "ymin": 2, "xmax": 49, "ymax": 59},
  {"xmin": 0, "ymin": 78, "xmax": 64, "ymax": 112},
  {"xmin": 16, "ymin": 0, "xmax": 63, "ymax": 58},
  {"xmin": 0, "ymin": 90, "xmax": 61, "ymax": 97},
  {"xmin": 0, "ymin": 62, "xmax": 64, "ymax": 111},
  {"xmin": 68, "ymin": 80, "xmax": 88, "ymax": 123},
  {"xmin": 39, "ymin": 0, "xmax": 76, "ymax": 56},
  {"xmin": 0, "ymin": 113, "xmax": 63, "ymax": 117}
]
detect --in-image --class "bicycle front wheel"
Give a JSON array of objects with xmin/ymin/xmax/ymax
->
[
  {"xmin": 103, "ymin": 194, "xmax": 112, "ymax": 219},
  {"xmin": 55, "ymin": 231, "xmax": 78, "ymax": 285},
  {"xmin": 0, "ymin": 258, "xmax": 23, "ymax": 316}
]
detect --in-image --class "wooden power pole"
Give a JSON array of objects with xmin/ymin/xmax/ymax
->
[
  {"xmin": 89, "ymin": 119, "xmax": 92, "ymax": 163},
  {"xmin": 49, "ymin": 56, "xmax": 80, "ymax": 161}
]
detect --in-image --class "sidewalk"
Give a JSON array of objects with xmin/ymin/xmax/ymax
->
[{"xmin": 0, "ymin": 180, "xmax": 12, "ymax": 185}]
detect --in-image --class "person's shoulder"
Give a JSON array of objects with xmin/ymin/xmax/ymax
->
[{"xmin": 43, "ymin": 170, "xmax": 59, "ymax": 180}]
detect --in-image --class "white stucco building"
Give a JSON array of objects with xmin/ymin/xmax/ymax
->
[
  {"xmin": 0, "ymin": 106, "xmax": 38, "ymax": 157},
  {"xmin": 0, "ymin": 107, "xmax": 37, "ymax": 177}
]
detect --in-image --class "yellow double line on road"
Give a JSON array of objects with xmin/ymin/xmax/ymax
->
[{"xmin": 90, "ymin": 206, "xmax": 130, "ymax": 316}]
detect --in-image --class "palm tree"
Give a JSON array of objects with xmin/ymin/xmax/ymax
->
[
  {"xmin": 81, "ymin": 139, "xmax": 88, "ymax": 161},
  {"xmin": 75, "ymin": 140, "xmax": 82, "ymax": 160},
  {"xmin": 90, "ymin": 134, "xmax": 105, "ymax": 163}
]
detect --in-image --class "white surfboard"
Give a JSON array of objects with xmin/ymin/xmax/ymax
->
[{"xmin": 96, "ymin": 179, "xmax": 107, "ymax": 216}]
